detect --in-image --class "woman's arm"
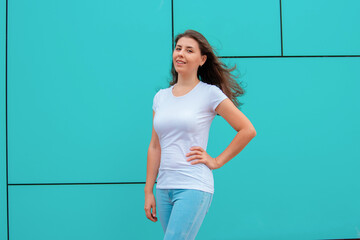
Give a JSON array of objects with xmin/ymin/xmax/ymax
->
[
  {"xmin": 214, "ymin": 99, "xmax": 257, "ymax": 168},
  {"xmin": 144, "ymin": 111, "xmax": 161, "ymax": 194}
]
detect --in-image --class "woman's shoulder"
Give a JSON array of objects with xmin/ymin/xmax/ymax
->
[
  {"xmin": 200, "ymin": 81, "xmax": 222, "ymax": 93},
  {"xmin": 153, "ymin": 85, "xmax": 171, "ymax": 100},
  {"xmin": 201, "ymin": 81, "xmax": 218, "ymax": 88}
]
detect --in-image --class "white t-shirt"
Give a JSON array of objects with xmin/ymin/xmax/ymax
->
[{"xmin": 152, "ymin": 80, "xmax": 228, "ymax": 194}]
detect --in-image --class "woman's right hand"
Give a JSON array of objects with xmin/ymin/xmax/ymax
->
[{"xmin": 144, "ymin": 192, "xmax": 157, "ymax": 222}]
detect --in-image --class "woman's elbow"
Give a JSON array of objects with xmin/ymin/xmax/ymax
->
[{"xmin": 247, "ymin": 127, "xmax": 257, "ymax": 138}]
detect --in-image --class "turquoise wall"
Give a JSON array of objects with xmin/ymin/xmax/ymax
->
[{"xmin": 1, "ymin": 0, "xmax": 359, "ymax": 239}]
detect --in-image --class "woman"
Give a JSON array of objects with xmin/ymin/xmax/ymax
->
[{"xmin": 144, "ymin": 29, "xmax": 256, "ymax": 239}]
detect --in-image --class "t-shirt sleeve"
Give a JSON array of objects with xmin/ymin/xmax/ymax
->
[
  {"xmin": 210, "ymin": 85, "xmax": 228, "ymax": 113},
  {"xmin": 152, "ymin": 90, "xmax": 161, "ymax": 112}
]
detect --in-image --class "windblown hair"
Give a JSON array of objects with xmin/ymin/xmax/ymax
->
[{"xmin": 169, "ymin": 29, "xmax": 246, "ymax": 113}]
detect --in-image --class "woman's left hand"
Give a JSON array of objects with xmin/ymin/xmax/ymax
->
[{"xmin": 186, "ymin": 146, "xmax": 221, "ymax": 170}]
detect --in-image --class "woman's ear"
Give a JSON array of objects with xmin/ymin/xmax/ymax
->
[{"xmin": 201, "ymin": 55, "xmax": 207, "ymax": 66}]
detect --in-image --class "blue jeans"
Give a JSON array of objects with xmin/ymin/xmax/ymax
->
[{"xmin": 155, "ymin": 188, "xmax": 213, "ymax": 240}]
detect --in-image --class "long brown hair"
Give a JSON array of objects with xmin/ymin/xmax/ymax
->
[{"xmin": 169, "ymin": 29, "xmax": 246, "ymax": 112}]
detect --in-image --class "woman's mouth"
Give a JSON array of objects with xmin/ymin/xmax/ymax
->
[{"xmin": 176, "ymin": 60, "xmax": 186, "ymax": 65}]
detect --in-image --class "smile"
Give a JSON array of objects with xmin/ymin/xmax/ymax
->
[{"xmin": 176, "ymin": 60, "xmax": 186, "ymax": 64}]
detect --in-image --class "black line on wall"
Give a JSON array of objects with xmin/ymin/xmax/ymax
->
[
  {"xmin": 279, "ymin": 0, "xmax": 283, "ymax": 56},
  {"xmin": 320, "ymin": 238, "xmax": 360, "ymax": 240},
  {"xmin": 6, "ymin": 0, "xmax": 9, "ymax": 239},
  {"xmin": 171, "ymin": 0, "xmax": 174, "ymax": 52},
  {"xmin": 9, "ymin": 182, "xmax": 150, "ymax": 186},
  {"xmin": 219, "ymin": 55, "xmax": 360, "ymax": 58}
]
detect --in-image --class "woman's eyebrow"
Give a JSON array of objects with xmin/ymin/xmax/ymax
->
[{"xmin": 176, "ymin": 44, "xmax": 194, "ymax": 48}]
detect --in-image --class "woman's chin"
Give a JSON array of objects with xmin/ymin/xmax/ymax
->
[{"xmin": 174, "ymin": 68, "xmax": 188, "ymax": 75}]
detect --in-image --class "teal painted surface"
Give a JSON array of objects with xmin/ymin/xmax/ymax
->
[
  {"xmin": 0, "ymin": 0, "xmax": 7, "ymax": 239},
  {"xmin": 8, "ymin": 0, "xmax": 171, "ymax": 183},
  {"xmin": 2, "ymin": 0, "xmax": 360, "ymax": 240},
  {"xmin": 9, "ymin": 184, "xmax": 164, "ymax": 239},
  {"xmin": 174, "ymin": 0, "xmax": 281, "ymax": 56},
  {"xmin": 202, "ymin": 57, "xmax": 360, "ymax": 240},
  {"xmin": 282, "ymin": 0, "xmax": 360, "ymax": 55}
]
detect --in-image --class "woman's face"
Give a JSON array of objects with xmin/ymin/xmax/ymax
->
[{"xmin": 173, "ymin": 37, "xmax": 206, "ymax": 75}]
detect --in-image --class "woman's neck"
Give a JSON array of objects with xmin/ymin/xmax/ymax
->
[{"xmin": 177, "ymin": 73, "xmax": 200, "ymax": 87}]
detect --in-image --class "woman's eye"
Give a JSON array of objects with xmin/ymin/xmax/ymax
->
[{"xmin": 188, "ymin": 50, "xmax": 193, "ymax": 53}]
